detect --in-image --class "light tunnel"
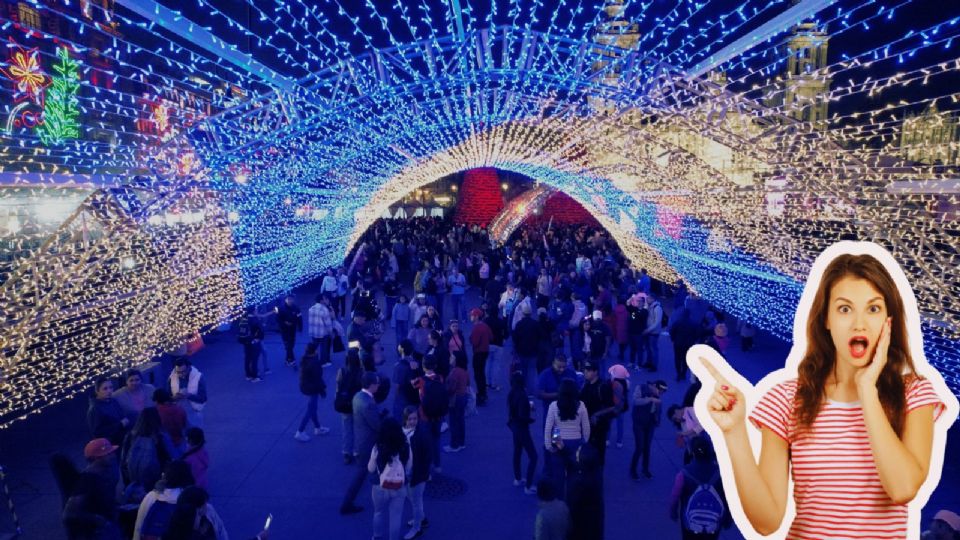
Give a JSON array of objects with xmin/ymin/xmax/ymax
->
[{"xmin": 0, "ymin": 0, "xmax": 958, "ymax": 428}]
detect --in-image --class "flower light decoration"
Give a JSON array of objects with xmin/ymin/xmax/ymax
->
[{"xmin": 0, "ymin": 0, "xmax": 959, "ymax": 426}]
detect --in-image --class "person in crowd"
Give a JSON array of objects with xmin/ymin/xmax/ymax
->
[
  {"xmin": 367, "ymin": 417, "xmax": 412, "ymax": 540},
  {"xmin": 584, "ymin": 311, "xmax": 611, "ymax": 367},
  {"xmin": 923, "ymin": 510, "xmax": 960, "ymax": 540},
  {"xmin": 630, "ymin": 380, "xmax": 667, "ymax": 480},
  {"xmin": 705, "ymin": 322, "xmax": 731, "ymax": 357},
  {"xmin": 321, "ymin": 268, "xmax": 340, "ymax": 314},
  {"xmin": 63, "ymin": 438, "xmax": 122, "ymax": 537},
  {"xmin": 566, "ymin": 444, "xmax": 604, "ymax": 540},
  {"xmin": 606, "ymin": 364, "xmax": 630, "ymax": 449},
  {"xmin": 637, "ymin": 268, "xmax": 651, "ymax": 295},
  {"xmin": 416, "ymin": 357, "xmax": 447, "ymax": 473},
  {"xmin": 424, "ymin": 330, "xmax": 448, "ymax": 380},
  {"xmin": 626, "ymin": 293, "xmax": 649, "ymax": 371},
  {"xmin": 578, "ymin": 360, "xmax": 616, "ymax": 465},
  {"xmin": 611, "ymin": 296, "xmax": 629, "ymax": 363},
  {"xmin": 469, "ymin": 308, "xmax": 492, "ymax": 406},
  {"xmin": 166, "ymin": 358, "xmax": 207, "ymax": 428},
  {"xmin": 443, "ymin": 352, "xmax": 470, "ymax": 453},
  {"xmin": 569, "ymin": 293, "xmax": 588, "ymax": 367},
  {"xmin": 537, "ymin": 355, "xmax": 578, "ymax": 424},
  {"xmin": 308, "ymin": 294, "xmax": 341, "ymax": 368},
  {"xmin": 336, "ymin": 267, "xmax": 350, "ymax": 319},
  {"xmin": 507, "ymin": 371, "xmax": 538, "ymax": 494},
  {"xmin": 424, "ymin": 305, "xmax": 441, "ymax": 332},
  {"xmin": 87, "ymin": 377, "xmax": 130, "ymax": 445},
  {"xmin": 534, "ymin": 479, "xmax": 570, "ymax": 540},
  {"xmin": 237, "ymin": 306, "xmax": 265, "ymax": 382},
  {"xmin": 294, "ymin": 341, "xmax": 330, "ymax": 441},
  {"xmin": 485, "ymin": 300, "xmax": 507, "ymax": 392},
  {"xmin": 407, "ymin": 315, "xmax": 432, "ymax": 356},
  {"xmin": 536, "ymin": 307, "xmax": 557, "ymax": 376},
  {"xmin": 544, "ymin": 379, "xmax": 590, "ymax": 500},
  {"xmin": 668, "ymin": 404, "xmax": 705, "ymax": 464},
  {"xmin": 669, "ymin": 436, "xmax": 731, "ymax": 540},
  {"xmin": 737, "ymin": 320, "xmax": 756, "ymax": 352},
  {"xmin": 383, "ymin": 271, "xmax": 400, "ymax": 323},
  {"xmin": 113, "ymin": 369, "xmax": 156, "ymax": 424},
  {"xmin": 513, "ymin": 303, "xmax": 540, "ymax": 391},
  {"xmin": 133, "ymin": 461, "xmax": 195, "ymax": 540},
  {"xmin": 335, "ymin": 348, "xmax": 365, "ymax": 465},
  {"xmin": 121, "ymin": 407, "xmax": 172, "ymax": 492},
  {"xmin": 152, "ymin": 388, "xmax": 186, "ymax": 452},
  {"xmin": 181, "ymin": 427, "xmax": 209, "ymax": 491},
  {"xmin": 276, "ymin": 294, "xmax": 303, "ymax": 368},
  {"xmin": 346, "ymin": 310, "xmax": 377, "ymax": 370},
  {"xmin": 393, "ymin": 339, "xmax": 422, "ymax": 421},
  {"xmin": 340, "ymin": 371, "xmax": 382, "ymax": 515},
  {"xmin": 402, "ymin": 405, "xmax": 432, "ymax": 540},
  {"xmin": 641, "ymin": 295, "xmax": 663, "ymax": 371},
  {"xmin": 392, "ymin": 294, "xmax": 411, "ymax": 341},
  {"xmin": 409, "ymin": 295, "xmax": 429, "ymax": 331},
  {"xmin": 669, "ymin": 308, "xmax": 700, "ymax": 382},
  {"xmin": 443, "ymin": 319, "xmax": 467, "ymax": 360},
  {"xmin": 448, "ymin": 268, "xmax": 467, "ymax": 322},
  {"xmin": 162, "ymin": 486, "xmax": 229, "ymax": 540}
]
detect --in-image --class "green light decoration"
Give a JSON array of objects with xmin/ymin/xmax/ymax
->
[{"xmin": 36, "ymin": 47, "xmax": 80, "ymax": 146}]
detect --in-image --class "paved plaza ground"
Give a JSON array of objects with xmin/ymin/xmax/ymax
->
[{"xmin": 1, "ymin": 286, "xmax": 958, "ymax": 539}]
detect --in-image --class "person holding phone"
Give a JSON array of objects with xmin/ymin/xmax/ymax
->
[{"xmin": 543, "ymin": 379, "xmax": 590, "ymax": 500}]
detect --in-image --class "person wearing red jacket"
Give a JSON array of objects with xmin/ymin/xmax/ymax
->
[{"xmin": 469, "ymin": 308, "xmax": 493, "ymax": 406}]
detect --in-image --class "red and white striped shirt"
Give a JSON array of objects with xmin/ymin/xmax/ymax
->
[{"xmin": 749, "ymin": 377, "xmax": 944, "ymax": 539}]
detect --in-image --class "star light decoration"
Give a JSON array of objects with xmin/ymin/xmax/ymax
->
[{"xmin": 1, "ymin": 0, "xmax": 959, "ymax": 426}]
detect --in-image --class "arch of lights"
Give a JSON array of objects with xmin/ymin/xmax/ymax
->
[{"xmin": 0, "ymin": 0, "xmax": 958, "ymax": 426}]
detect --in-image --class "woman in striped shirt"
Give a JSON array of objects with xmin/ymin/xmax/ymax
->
[
  {"xmin": 544, "ymin": 378, "xmax": 591, "ymax": 500},
  {"xmin": 700, "ymin": 253, "xmax": 951, "ymax": 539}
]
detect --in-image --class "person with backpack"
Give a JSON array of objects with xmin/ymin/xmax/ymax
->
[
  {"xmin": 606, "ymin": 364, "xmax": 630, "ymax": 449},
  {"xmin": 237, "ymin": 307, "xmax": 265, "ymax": 382},
  {"xmin": 133, "ymin": 461, "xmax": 195, "ymax": 540},
  {"xmin": 566, "ymin": 443, "xmax": 604, "ymax": 540},
  {"xmin": 294, "ymin": 341, "xmax": 330, "ymax": 442},
  {"xmin": 669, "ymin": 436, "xmax": 731, "ymax": 540},
  {"xmin": 415, "ymin": 358, "xmax": 447, "ymax": 473},
  {"xmin": 367, "ymin": 417, "xmax": 412, "ymax": 540},
  {"xmin": 121, "ymin": 408, "xmax": 173, "ymax": 492},
  {"xmin": 630, "ymin": 380, "xmax": 667, "ymax": 480},
  {"xmin": 335, "ymin": 349, "xmax": 364, "ymax": 465},
  {"xmin": 181, "ymin": 427, "xmax": 209, "ymax": 491},
  {"xmin": 161, "ymin": 486, "xmax": 229, "ymax": 540}
]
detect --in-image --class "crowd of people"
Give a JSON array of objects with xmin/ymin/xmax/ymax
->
[{"xmin": 67, "ymin": 215, "xmax": 958, "ymax": 540}]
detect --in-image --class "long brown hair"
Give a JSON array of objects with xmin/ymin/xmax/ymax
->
[{"xmin": 795, "ymin": 254, "xmax": 916, "ymax": 436}]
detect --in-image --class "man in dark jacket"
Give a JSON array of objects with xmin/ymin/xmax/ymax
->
[
  {"xmin": 669, "ymin": 308, "xmax": 700, "ymax": 382},
  {"xmin": 512, "ymin": 303, "xmax": 540, "ymax": 392},
  {"xmin": 340, "ymin": 372, "xmax": 382, "ymax": 515},
  {"xmin": 393, "ymin": 339, "xmax": 422, "ymax": 420},
  {"xmin": 276, "ymin": 295, "xmax": 303, "ymax": 367},
  {"xmin": 578, "ymin": 361, "xmax": 616, "ymax": 466},
  {"xmin": 402, "ymin": 404, "xmax": 433, "ymax": 538}
]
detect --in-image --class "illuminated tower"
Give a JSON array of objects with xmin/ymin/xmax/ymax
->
[
  {"xmin": 766, "ymin": 2, "xmax": 831, "ymax": 130},
  {"xmin": 589, "ymin": 0, "xmax": 639, "ymax": 112}
]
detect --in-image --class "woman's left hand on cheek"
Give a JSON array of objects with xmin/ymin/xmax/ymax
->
[{"xmin": 856, "ymin": 317, "xmax": 892, "ymax": 393}]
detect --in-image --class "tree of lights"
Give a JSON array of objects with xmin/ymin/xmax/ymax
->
[
  {"xmin": 35, "ymin": 47, "xmax": 81, "ymax": 146},
  {"xmin": 0, "ymin": 0, "xmax": 958, "ymax": 426}
]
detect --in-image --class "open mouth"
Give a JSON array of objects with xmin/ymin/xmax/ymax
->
[{"xmin": 848, "ymin": 336, "xmax": 870, "ymax": 359}]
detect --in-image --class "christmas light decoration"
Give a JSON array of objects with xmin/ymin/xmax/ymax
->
[
  {"xmin": 453, "ymin": 168, "xmax": 505, "ymax": 227},
  {"xmin": 0, "ymin": 0, "xmax": 958, "ymax": 427},
  {"xmin": 35, "ymin": 47, "xmax": 80, "ymax": 146}
]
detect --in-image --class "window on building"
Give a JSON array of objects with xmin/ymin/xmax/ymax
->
[{"xmin": 18, "ymin": 3, "xmax": 40, "ymax": 29}]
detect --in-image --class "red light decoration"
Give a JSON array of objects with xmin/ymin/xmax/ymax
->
[
  {"xmin": 453, "ymin": 168, "xmax": 504, "ymax": 228},
  {"xmin": 525, "ymin": 191, "xmax": 599, "ymax": 228}
]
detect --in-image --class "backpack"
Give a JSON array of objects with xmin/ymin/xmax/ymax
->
[
  {"xmin": 421, "ymin": 377, "xmax": 449, "ymax": 420},
  {"xmin": 610, "ymin": 379, "xmax": 628, "ymax": 415},
  {"xmin": 682, "ymin": 470, "xmax": 724, "ymax": 535},
  {"xmin": 140, "ymin": 499, "xmax": 176, "ymax": 540},
  {"xmin": 378, "ymin": 454, "xmax": 406, "ymax": 490},
  {"xmin": 125, "ymin": 436, "xmax": 161, "ymax": 487}
]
